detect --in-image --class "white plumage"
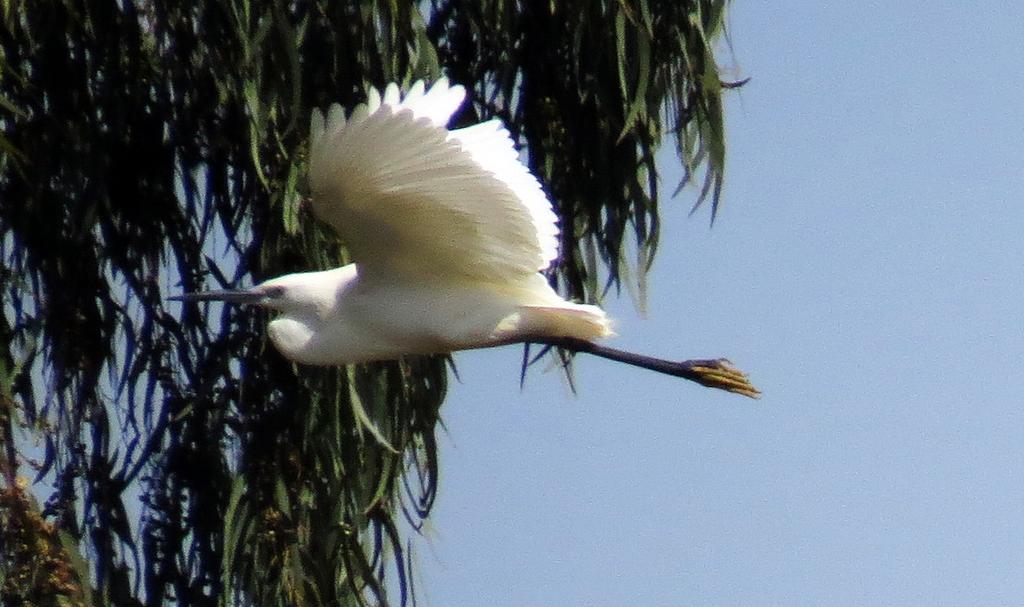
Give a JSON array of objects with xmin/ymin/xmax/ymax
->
[{"xmin": 249, "ymin": 79, "xmax": 610, "ymax": 364}]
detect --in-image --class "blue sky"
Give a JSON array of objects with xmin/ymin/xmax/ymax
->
[{"xmin": 418, "ymin": 3, "xmax": 1024, "ymax": 605}]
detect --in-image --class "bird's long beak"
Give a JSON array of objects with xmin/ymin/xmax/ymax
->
[{"xmin": 168, "ymin": 288, "xmax": 266, "ymax": 305}]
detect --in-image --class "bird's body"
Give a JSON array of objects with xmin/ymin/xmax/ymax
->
[
  {"xmin": 248, "ymin": 78, "xmax": 611, "ymax": 365},
  {"xmin": 173, "ymin": 79, "xmax": 759, "ymax": 397},
  {"xmin": 261, "ymin": 263, "xmax": 609, "ymax": 365}
]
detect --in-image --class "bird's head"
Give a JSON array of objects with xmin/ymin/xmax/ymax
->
[
  {"xmin": 169, "ymin": 269, "xmax": 347, "ymax": 314},
  {"xmin": 169, "ymin": 267, "xmax": 356, "ymax": 364}
]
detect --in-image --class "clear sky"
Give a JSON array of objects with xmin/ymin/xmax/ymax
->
[{"xmin": 418, "ymin": 3, "xmax": 1024, "ymax": 606}]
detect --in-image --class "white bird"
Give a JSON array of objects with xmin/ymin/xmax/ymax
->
[{"xmin": 173, "ymin": 80, "xmax": 758, "ymax": 397}]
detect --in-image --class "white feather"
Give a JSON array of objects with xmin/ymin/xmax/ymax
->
[
  {"xmin": 382, "ymin": 82, "xmax": 400, "ymax": 107},
  {"xmin": 365, "ymin": 85, "xmax": 381, "ymax": 115}
]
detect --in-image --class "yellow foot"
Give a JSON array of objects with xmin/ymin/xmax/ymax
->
[{"xmin": 681, "ymin": 358, "xmax": 761, "ymax": 399}]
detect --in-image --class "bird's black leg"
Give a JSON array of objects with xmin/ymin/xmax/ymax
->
[{"xmin": 529, "ymin": 336, "xmax": 761, "ymax": 398}]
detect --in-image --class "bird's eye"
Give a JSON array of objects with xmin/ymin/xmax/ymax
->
[{"xmin": 264, "ymin": 286, "xmax": 286, "ymax": 299}]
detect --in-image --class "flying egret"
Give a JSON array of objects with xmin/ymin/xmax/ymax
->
[{"xmin": 173, "ymin": 79, "xmax": 759, "ymax": 398}]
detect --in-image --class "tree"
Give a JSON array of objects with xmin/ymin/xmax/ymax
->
[{"xmin": 0, "ymin": 1, "xmax": 739, "ymax": 605}]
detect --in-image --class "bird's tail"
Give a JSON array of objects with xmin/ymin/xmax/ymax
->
[{"xmin": 518, "ymin": 303, "xmax": 614, "ymax": 341}]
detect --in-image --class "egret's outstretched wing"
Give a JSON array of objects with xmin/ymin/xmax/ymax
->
[{"xmin": 309, "ymin": 79, "xmax": 559, "ymax": 283}]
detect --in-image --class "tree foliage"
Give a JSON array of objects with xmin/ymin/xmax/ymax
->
[{"xmin": 0, "ymin": 1, "xmax": 737, "ymax": 605}]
